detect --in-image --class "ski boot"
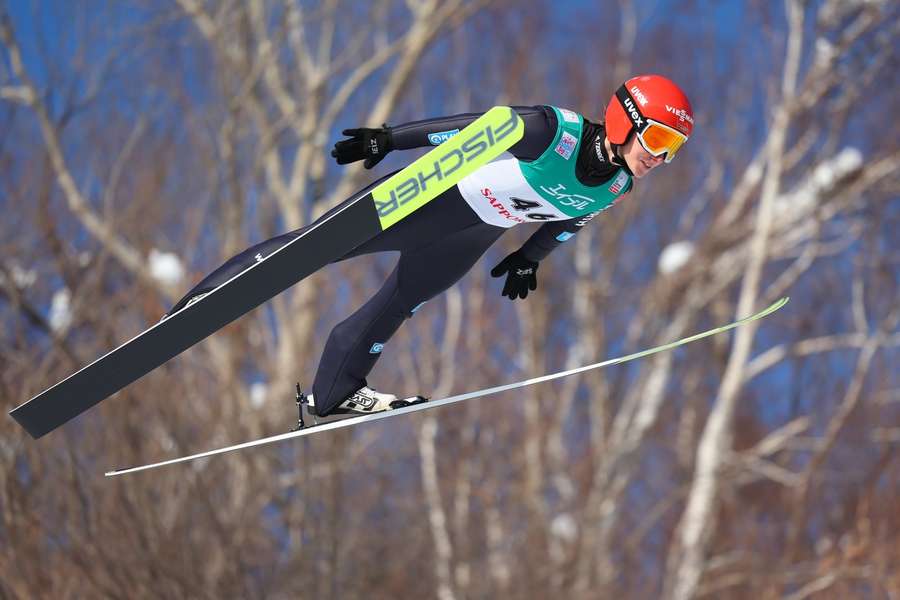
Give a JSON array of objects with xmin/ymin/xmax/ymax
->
[{"xmin": 292, "ymin": 384, "xmax": 428, "ymax": 430}]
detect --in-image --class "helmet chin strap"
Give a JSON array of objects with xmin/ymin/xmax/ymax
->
[
  {"xmin": 609, "ymin": 135, "xmax": 635, "ymax": 177},
  {"xmin": 597, "ymin": 127, "xmax": 635, "ymax": 177}
]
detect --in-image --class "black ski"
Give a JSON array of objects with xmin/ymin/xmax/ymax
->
[{"xmin": 11, "ymin": 106, "xmax": 524, "ymax": 439}]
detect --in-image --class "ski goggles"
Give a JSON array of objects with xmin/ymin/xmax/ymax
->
[{"xmin": 615, "ymin": 86, "xmax": 688, "ymax": 163}]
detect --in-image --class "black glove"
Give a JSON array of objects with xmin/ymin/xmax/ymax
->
[
  {"xmin": 490, "ymin": 250, "xmax": 539, "ymax": 300},
  {"xmin": 331, "ymin": 125, "xmax": 394, "ymax": 169}
]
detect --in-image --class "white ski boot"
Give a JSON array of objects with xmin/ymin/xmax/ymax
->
[
  {"xmin": 298, "ymin": 384, "xmax": 428, "ymax": 424},
  {"xmin": 331, "ymin": 386, "xmax": 406, "ymax": 414}
]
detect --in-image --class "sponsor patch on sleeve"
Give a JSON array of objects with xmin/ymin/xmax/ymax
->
[
  {"xmin": 559, "ymin": 108, "xmax": 580, "ymax": 123},
  {"xmin": 554, "ymin": 131, "xmax": 578, "ymax": 160},
  {"xmin": 427, "ymin": 129, "xmax": 460, "ymax": 145}
]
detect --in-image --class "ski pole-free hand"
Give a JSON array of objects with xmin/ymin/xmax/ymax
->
[
  {"xmin": 490, "ymin": 250, "xmax": 539, "ymax": 300},
  {"xmin": 331, "ymin": 125, "xmax": 394, "ymax": 169}
]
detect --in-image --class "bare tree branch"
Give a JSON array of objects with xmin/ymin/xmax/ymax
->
[{"xmin": 0, "ymin": 11, "xmax": 172, "ymax": 296}]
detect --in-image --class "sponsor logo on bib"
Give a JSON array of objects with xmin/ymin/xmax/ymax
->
[
  {"xmin": 608, "ymin": 171, "xmax": 629, "ymax": 195},
  {"xmin": 481, "ymin": 188, "xmax": 526, "ymax": 223},
  {"xmin": 555, "ymin": 131, "xmax": 578, "ymax": 160},
  {"xmin": 559, "ymin": 108, "xmax": 580, "ymax": 123}
]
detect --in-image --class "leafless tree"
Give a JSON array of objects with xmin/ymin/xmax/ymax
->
[{"xmin": 1, "ymin": 0, "xmax": 897, "ymax": 598}]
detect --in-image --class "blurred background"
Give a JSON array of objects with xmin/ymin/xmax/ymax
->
[{"xmin": 1, "ymin": 0, "xmax": 898, "ymax": 598}]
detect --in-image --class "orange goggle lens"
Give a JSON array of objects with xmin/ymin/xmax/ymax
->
[{"xmin": 638, "ymin": 121, "xmax": 687, "ymax": 162}]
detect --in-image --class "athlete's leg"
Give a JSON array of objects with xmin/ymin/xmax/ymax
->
[
  {"xmin": 167, "ymin": 171, "xmax": 479, "ymax": 315},
  {"xmin": 166, "ymin": 171, "xmax": 404, "ymax": 315},
  {"xmin": 311, "ymin": 220, "xmax": 505, "ymax": 416}
]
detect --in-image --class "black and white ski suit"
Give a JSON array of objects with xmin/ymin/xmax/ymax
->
[{"xmin": 170, "ymin": 106, "xmax": 633, "ymax": 416}]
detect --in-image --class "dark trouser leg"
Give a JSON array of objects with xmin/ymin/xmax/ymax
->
[
  {"xmin": 311, "ymin": 222, "xmax": 505, "ymax": 416},
  {"xmin": 166, "ymin": 168, "xmax": 482, "ymax": 316},
  {"xmin": 166, "ymin": 170, "xmax": 405, "ymax": 316}
]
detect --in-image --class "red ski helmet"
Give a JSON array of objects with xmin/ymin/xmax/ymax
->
[{"xmin": 605, "ymin": 74, "xmax": 694, "ymax": 162}]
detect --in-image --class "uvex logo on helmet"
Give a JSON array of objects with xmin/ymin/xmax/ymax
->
[
  {"xmin": 630, "ymin": 85, "xmax": 649, "ymax": 106},
  {"xmin": 622, "ymin": 97, "xmax": 644, "ymax": 129}
]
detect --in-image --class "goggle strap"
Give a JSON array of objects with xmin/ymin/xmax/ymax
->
[{"xmin": 615, "ymin": 85, "xmax": 647, "ymax": 133}]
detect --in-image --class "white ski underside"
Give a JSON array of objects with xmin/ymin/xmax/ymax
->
[{"xmin": 106, "ymin": 297, "xmax": 789, "ymax": 477}]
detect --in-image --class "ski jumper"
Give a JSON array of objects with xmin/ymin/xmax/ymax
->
[{"xmin": 169, "ymin": 106, "xmax": 634, "ymax": 416}]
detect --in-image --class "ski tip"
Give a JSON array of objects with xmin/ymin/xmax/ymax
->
[
  {"xmin": 743, "ymin": 296, "xmax": 791, "ymax": 322},
  {"xmin": 769, "ymin": 296, "xmax": 790, "ymax": 312}
]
